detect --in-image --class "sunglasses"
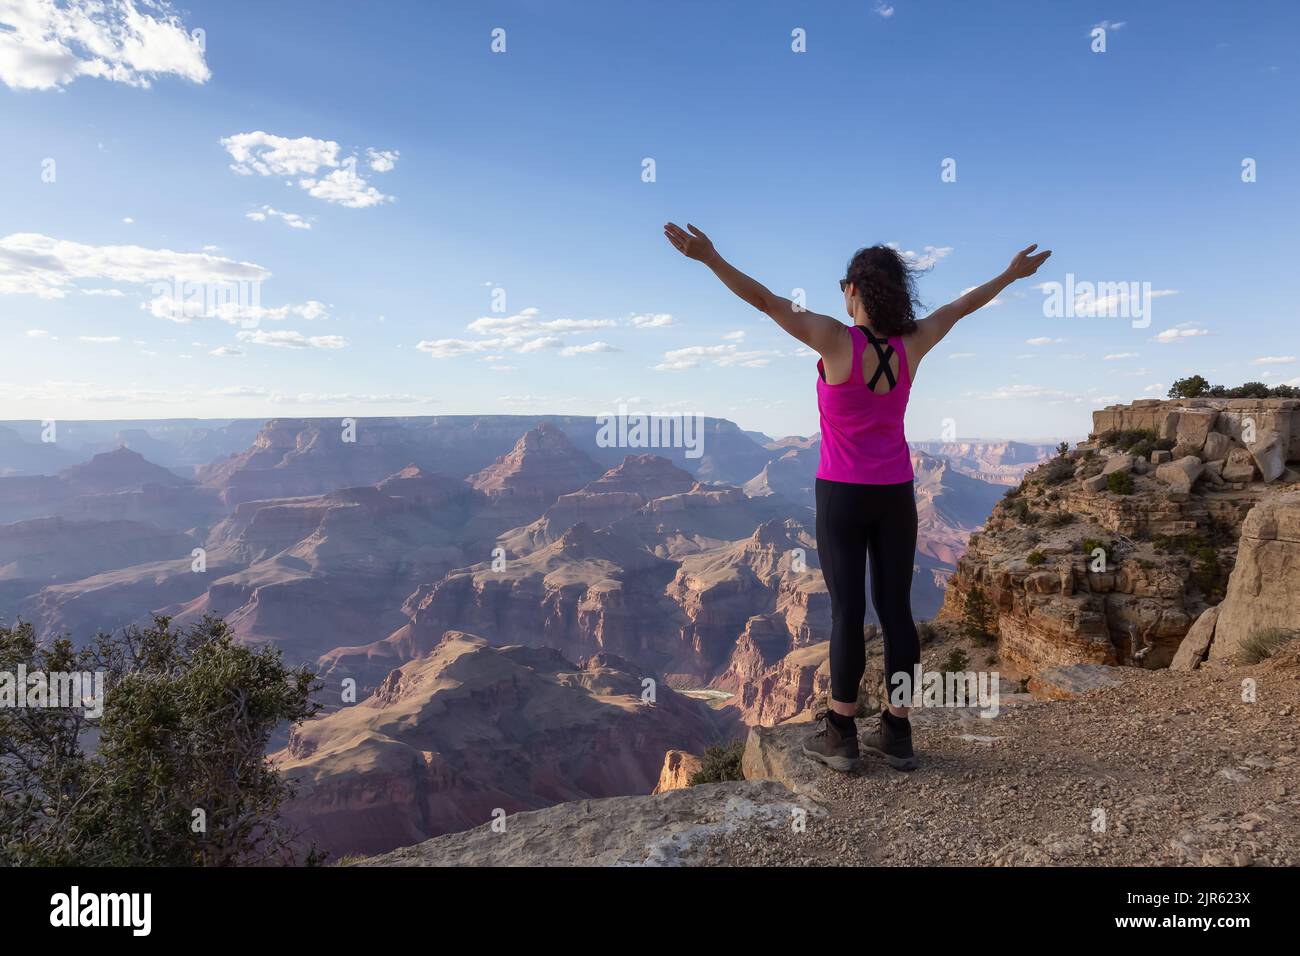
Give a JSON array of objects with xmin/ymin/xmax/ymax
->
[{"xmin": 839, "ymin": 279, "xmax": 849, "ymax": 292}]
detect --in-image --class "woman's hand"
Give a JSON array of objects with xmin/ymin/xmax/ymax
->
[
  {"xmin": 1004, "ymin": 243, "xmax": 1052, "ymax": 280},
  {"xmin": 664, "ymin": 222, "xmax": 717, "ymax": 264}
]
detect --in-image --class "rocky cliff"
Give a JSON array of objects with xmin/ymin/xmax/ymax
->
[
  {"xmin": 273, "ymin": 631, "xmax": 732, "ymax": 857},
  {"xmin": 939, "ymin": 398, "xmax": 1300, "ymax": 677}
]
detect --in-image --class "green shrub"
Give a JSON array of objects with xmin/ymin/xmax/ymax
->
[
  {"xmin": 1041, "ymin": 456, "xmax": 1076, "ymax": 486},
  {"xmin": 1026, "ymin": 550, "xmax": 1046, "ymax": 566},
  {"xmin": 1191, "ymin": 546, "xmax": 1226, "ymax": 602},
  {"xmin": 1080, "ymin": 538, "xmax": 1115, "ymax": 567},
  {"xmin": 1168, "ymin": 375, "xmax": 1209, "ymax": 399},
  {"xmin": 1169, "ymin": 376, "xmax": 1297, "ymax": 400},
  {"xmin": 1107, "ymin": 470, "xmax": 1134, "ymax": 495},
  {"xmin": 941, "ymin": 648, "xmax": 970, "ymax": 673},
  {"xmin": 961, "ymin": 586, "xmax": 997, "ymax": 645},
  {"xmin": 0, "ymin": 615, "xmax": 322, "ymax": 866},
  {"xmin": 1098, "ymin": 428, "xmax": 1158, "ymax": 452},
  {"xmin": 1128, "ymin": 439, "xmax": 1155, "ymax": 459},
  {"xmin": 1237, "ymin": 628, "xmax": 1299, "ymax": 665},
  {"xmin": 688, "ymin": 740, "xmax": 746, "ymax": 786}
]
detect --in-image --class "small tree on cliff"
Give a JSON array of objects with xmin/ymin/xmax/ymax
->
[
  {"xmin": 1168, "ymin": 375, "xmax": 1209, "ymax": 399},
  {"xmin": 961, "ymin": 586, "xmax": 996, "ymax": 645},
  {"xmin": 0, "ymin": 615, "xmax": 322, "ymax": 866}
]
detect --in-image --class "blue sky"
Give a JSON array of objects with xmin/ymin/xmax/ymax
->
[{"xmin": 2, "ymin": 0, "xmax": 1297, "ymax": 441}]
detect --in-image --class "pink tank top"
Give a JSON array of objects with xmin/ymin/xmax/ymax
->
[{"xmin": 815, "ymin": 325, "xmax": 914, "ymax": 484}]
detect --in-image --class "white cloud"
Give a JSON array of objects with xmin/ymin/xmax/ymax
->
[
  {"xmin": 1251, "ymin": 355, "xmax": 1296, "ymax": 365},
  {"xmin": 235, "ymin": 330, "xmax": 347, "ymax": 349},
  {"xmin": 960, "ymin": 286, "xmax": 1002, "ymax": 306},
  {"xmin": 209, "ymin": 346, "xmax": 242, "ymax": 357},
  {"xmin": 629, "ymin": 312, "xmax": 674, "ymax": 328},
  {"xmin": 949, "ymin": 352, "xmax": 976, "ymax": 359},
  {"xmin": 888, "ymin": 243, "xmax": 952, "ymax": 270},
  {"xmin": 467, "ymin": 310, "xmax": 616, "ymax": 336},
  {"xmin": 419, "ymin": 309, "xmax": 615, "ymax": 358},
  {"xmin": 25, "ymin": 329, "xmax": 50, "ymax": 337},
  {"xmin": 968, "ymin": 383, "xmax": 1078, "ymax": 401},
  {"xmin": 653, "ymin": 343, "xmax": 778, "ymax": 371},
  {"xmin": 560, "ymin": 341, "xmax": 618, "ymax": 356},
  {"xmin": 78, "ymin": 335, "xmax": 120, "ymax": 343},
  {"xmin": 0, "ymin": 232, "xmax": 269, "ymax": 299},
  {"xmin": 1093, "ymin": 20, "xmax": 1127, "ymax": 31},
  {"xmin": 145, "ymin": 297, "xmax": 327, "ymax": 326},
  {"xmin": 121, "ymin": 217, "xmax": 133, "ymax": 224},
  {"xmin": 270, "ymin": 391, "xmax": 432, "ymax": 405},
  {"xmin": 0, "ymin": 0, "xmax": 209, "ymax": 91},
  {"xmin": 220, "ymin": 131, "xmax": 397, "ymax": 208},
  {"xmin": 366, "ymin": 148, "xmax": 399, "ymax": 172},
  {"xmin": 245, "ymin": 205, "xmax": 312, "ymax": 230},
  {"xmin": 723, "ymin": 330, "xmax": 746, "ymax": 341},
  {"xmin": 1025, "ymin": 336, "xmax": 1061, "ymax": 346},
  {"xmin": 1103, "ymin": 352, "xmax": 1138, "ymax": 360},
  {"xmin": 1152, "ymin": 326, "xmax": 1209, "ymax": 343},
  {"xmin": 1070, "ymin": 287, "xmax": 1178, "ymax": 318},
  {"xmin": 873, "ymin": 1, "xmax": 895, "ymax": 18}
]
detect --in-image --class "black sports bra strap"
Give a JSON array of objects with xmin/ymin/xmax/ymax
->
[{"xmin": 855, "ymin": 326, "xmax": 897, "ymax": 391}]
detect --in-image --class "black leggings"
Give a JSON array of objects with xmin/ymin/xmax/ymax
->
[{"xmin": 815, "ymin": 477, "xmax": 920, "ymax": 705}]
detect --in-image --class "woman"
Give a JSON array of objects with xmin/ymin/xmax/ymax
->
[{"xmin": 663, "ymin": 222, "xmax": 1050, "ymax": 772}]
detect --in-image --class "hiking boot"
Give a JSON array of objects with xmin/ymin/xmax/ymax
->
[
  {"xmin": 802, "ymin": 709, "xmax": 860, "ymax": 772},
  {"xmin": 861, "ymin": 710, "xmax": 918, "ymax": 771}
]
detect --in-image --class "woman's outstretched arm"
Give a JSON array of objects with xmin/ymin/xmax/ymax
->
[
  {"xmin": 911, "ymin": 243, "xmax": 1052, "ymax": 360},
  {"xmin": 664, "ymin": 222, "xmax": 844, "ymax": 354}
]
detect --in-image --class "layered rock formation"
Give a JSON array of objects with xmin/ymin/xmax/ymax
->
[
  {"xmin": 273, "ymin": 631, "xmax": 731, "ymax": 857},
  {"xmin": 939, "ymin": 399, "xmax": 1300, "ymax": 677}
]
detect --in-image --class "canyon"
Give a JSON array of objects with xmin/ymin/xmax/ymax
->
[{"xmin": 14, "ymin": 400, "xmax": 1298, "ymax": 864}]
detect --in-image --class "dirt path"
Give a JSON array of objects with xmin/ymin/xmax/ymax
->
[{"xmin": 700, "ymin": 651, "xmax": 1300, "ymax": 866}]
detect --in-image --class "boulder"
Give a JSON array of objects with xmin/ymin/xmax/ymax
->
[
  {"xmin": 1027, "ymin": 663, "xmax": 1124, "ymax": 700},
  {"xmin": 1024, "ymin": 570, "xmax": 1062, "ymax": 594},
  {"xmin": 1170, "ymin": 606, "xmax": 1220, "ymax": 671},
  {"xmin": 1155, "ymin": 456, "xmax": 1204, "ymax": 494},
  {"xmin": 1200, "ymin": 431, "xmax": 1232, "ymax": 463},
  {"xmin": 1081, "ymin": 473, "xmax": 1109, "ymax": 493},
  {"xmin": 1202, "ymin": 460, "xmax": 1225, "ymax": 485},
  {"xmin": 652, "ymin": 750, "xmax": 703, "ymax": 794},
  {"xmin": 1165, "ymin": 409, "xmax": 1218, "ymax": 458},
  {"xmin": 1151, "ymin": 450, "xmax": 1173, "ymax": 465},
  {"xmin": 1248, "ymin": 430, "xmax": 1286, "ymax": 483},
  {"xmin": 1221, "ymin": 447, "xmax": 1259, "ymax": 483},
  {"xmin": 1102, "ymin": 454, "xmax": 1136, "ymax": 476},
  {"xmin": 741, "ymin": 723, "xmax": 828, "ymax": 798},
  {"xmin": 1210, "ymin": 491, "xmax": 1300, "ymax": 661},
  {"xmin": 355, "ymin": 780, "xmax": 823, "ymax": 867}
]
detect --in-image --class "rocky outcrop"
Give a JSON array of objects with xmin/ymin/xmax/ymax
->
[
  {"xmin": 1171, "ymin": 605, "xmax": 1220, "ymax": 671},
  {"xmin": 939, "ymin": 399, "xmax": 1300, "ymax": 678},
  {"xmin": 1209, "ymin": 490, "xmax": 1300, "ymax": 661},
  {"xmin": 652, "ymin": 750, "xmax": 703, "ymax": 793},
  {"xmin": 714, "ymin": 639, "xmax": 830, "ymax": 726},
  {"xmin": 1026, "ymin": 662, "xmax": 1124, "ymax": 700},
  {"xmin": 356, "ymin": 780, "xmax": 821, "ymax": 867},
  {"xmin": 468, "ymin": 422, "xmax": 603, "ymax": 506}
]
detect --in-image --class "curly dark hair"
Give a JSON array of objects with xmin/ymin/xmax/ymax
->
[{"xmin": 843, "ymin": 245, "xmax": 924, "ymax": 336}]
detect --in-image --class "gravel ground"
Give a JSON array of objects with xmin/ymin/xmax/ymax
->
[{"xmin": 697, "ymin": 649, "xmax": 1300, "ymax": 866}]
